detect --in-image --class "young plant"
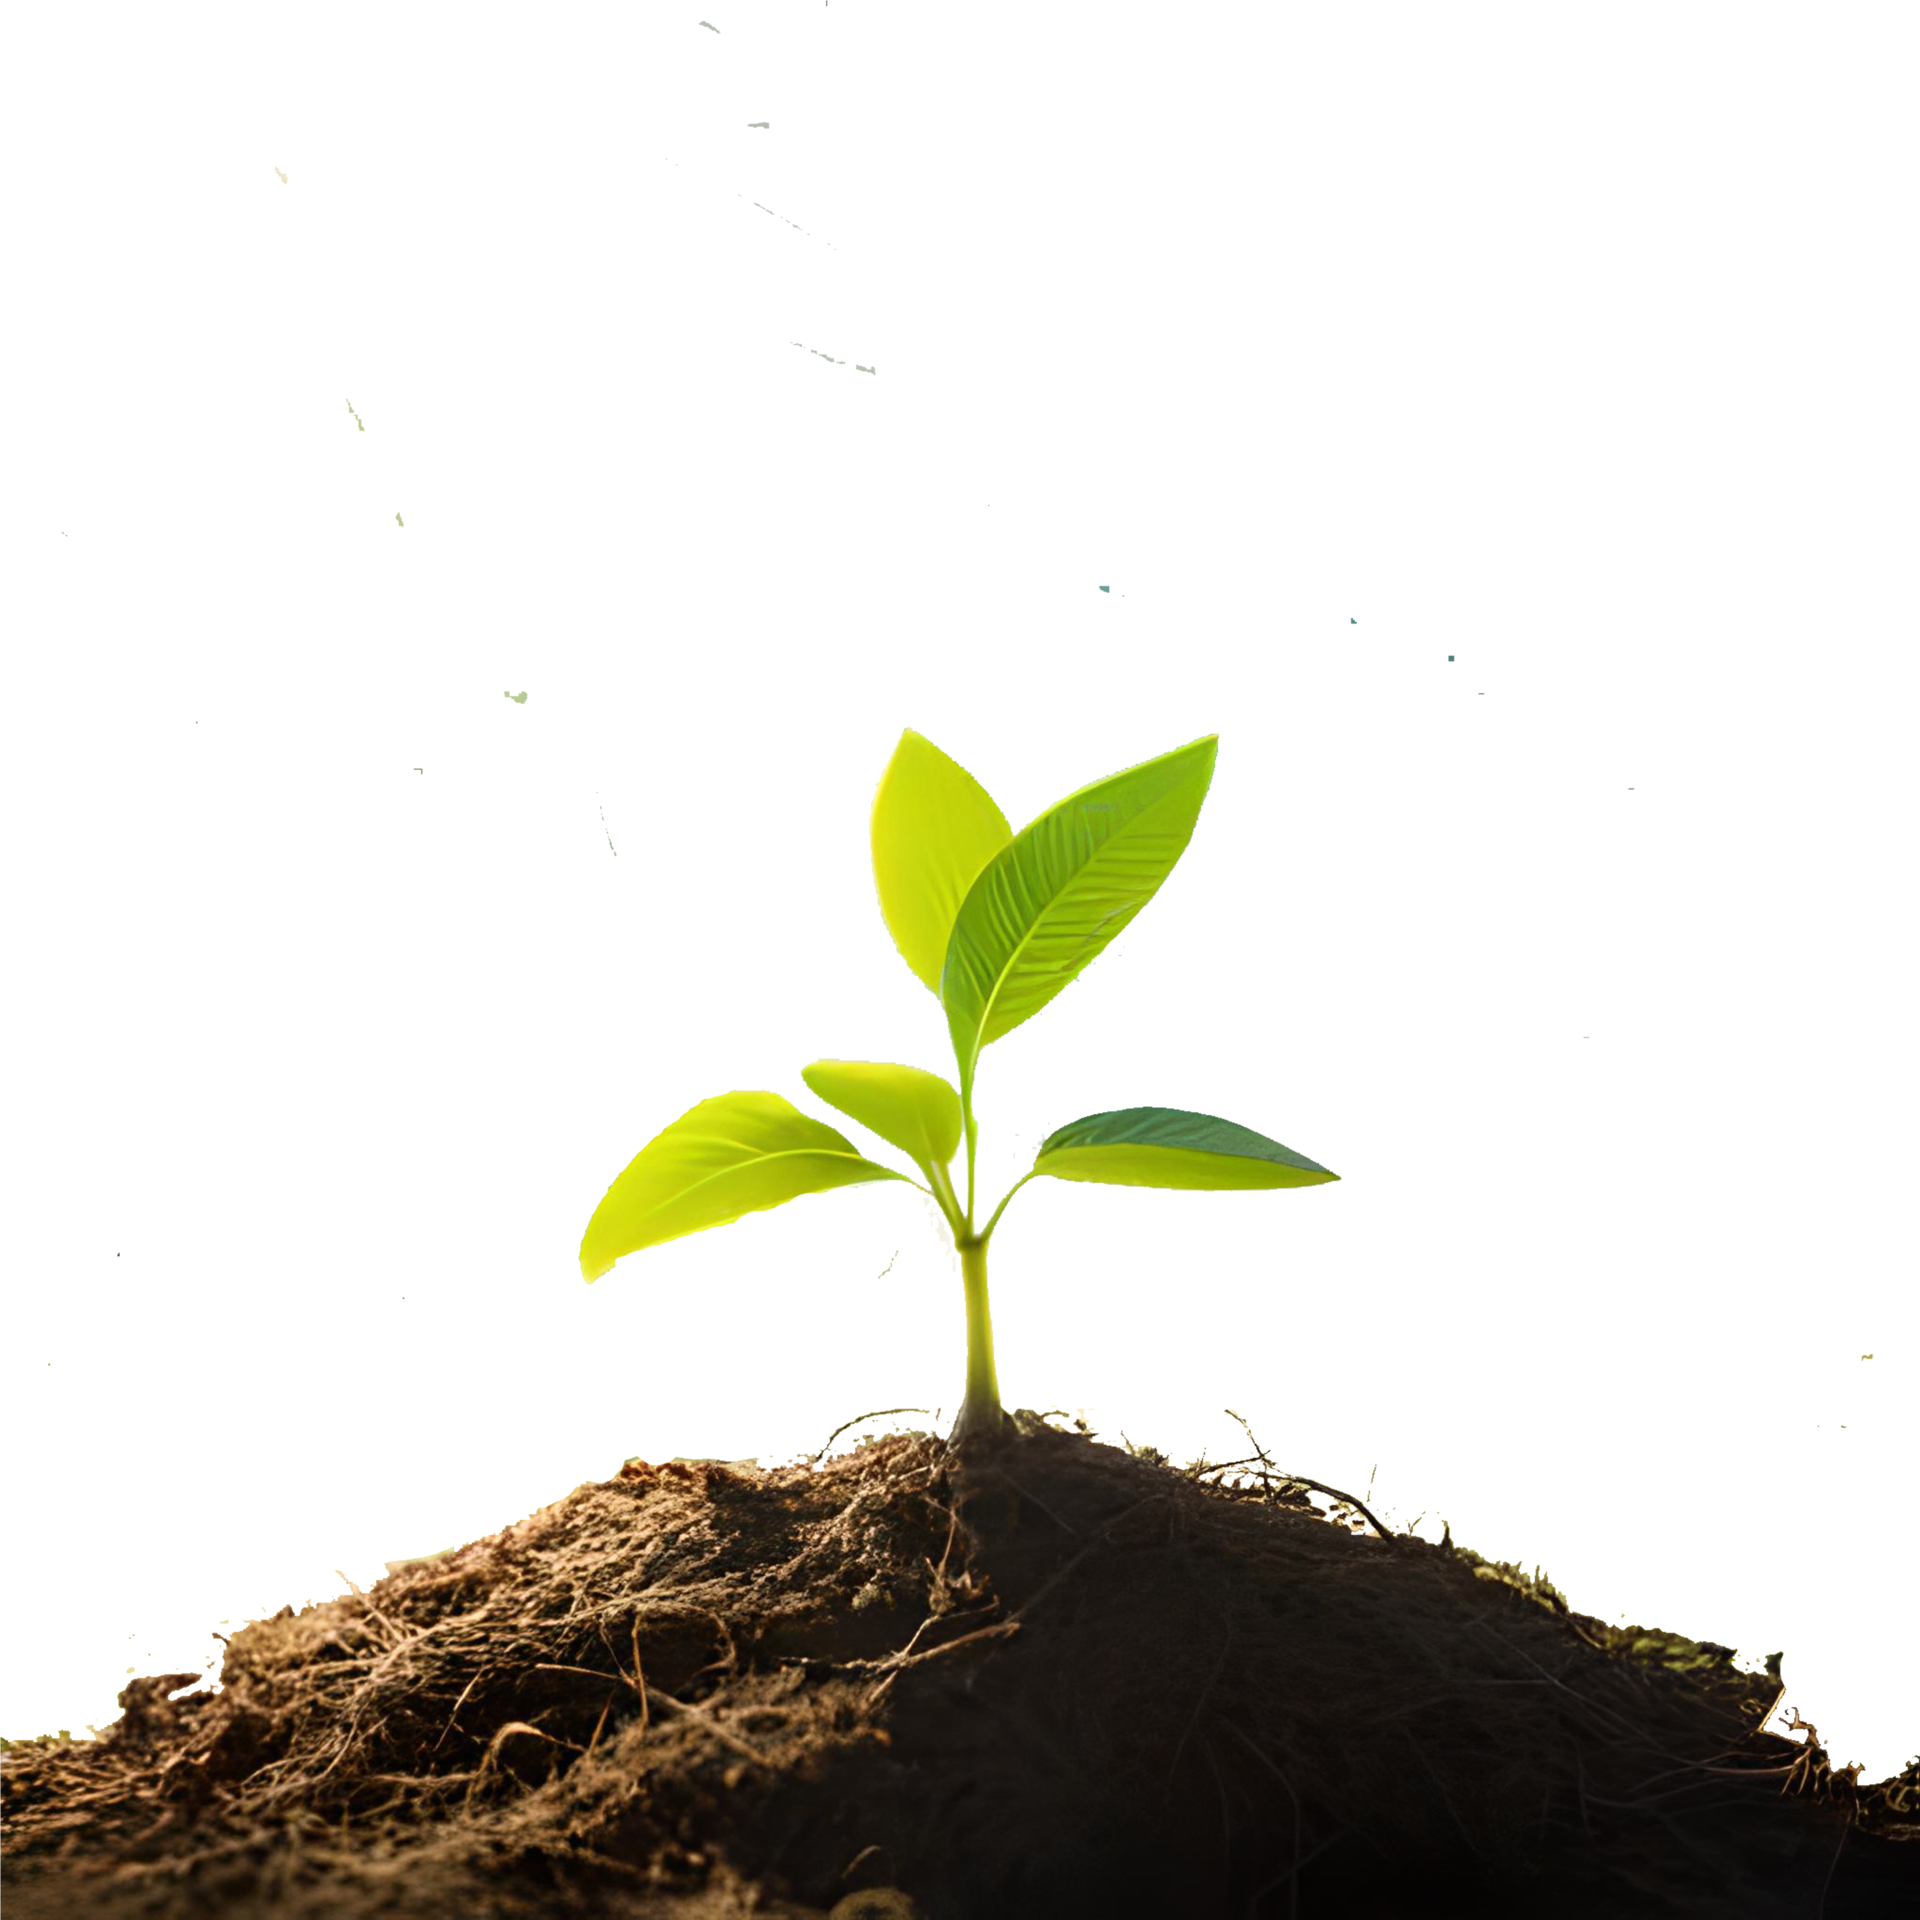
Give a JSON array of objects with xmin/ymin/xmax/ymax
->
[{"xmin": 579, "ymin": 729, "xmax": 1339, "ymax": 1452}]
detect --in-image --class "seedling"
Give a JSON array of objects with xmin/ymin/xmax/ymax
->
[{"xmin": 579, "ymin": 729, "xmax": 1339, "ymax": 1452}]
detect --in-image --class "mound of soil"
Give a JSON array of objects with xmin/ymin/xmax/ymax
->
[{"xmin": 4, "ymin": 1410, "xmax": 1915, "ymax": 1918}]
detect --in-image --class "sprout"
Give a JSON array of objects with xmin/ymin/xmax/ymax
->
[{"xmin": 580, "ymin": 730, "xmax": 1337, "ymax": 1454}]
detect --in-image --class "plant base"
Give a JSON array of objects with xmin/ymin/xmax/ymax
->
[{"xmin": 4, "ymin": 1419, "xmax": 1915, "ymax": 1918}]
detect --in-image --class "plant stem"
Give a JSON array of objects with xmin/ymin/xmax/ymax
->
[
  {"xmin": 963, "ymin": 1098, "xmax": 978, "ymax": 1224},
  {"xmin": 947, "ymin": 1231, "xmax": 1008, "ymax": 1448}
]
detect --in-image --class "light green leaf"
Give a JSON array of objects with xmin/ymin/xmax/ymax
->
[
  {"xmin": 800, "ymin": 1059, "xmax": 963, "ymax": 1177},
  {"xmin": 1032, "ymin": 1106, "xmax": 1339, "ymax": 1190},
  {"xmin": 871, "ymin": 729, "xmax": 1013, "ymax": 998},
  {"xmin": 942, "ymin": 734, "xmax": 1219, "ymax": 1103},
  {"xmin": 580, "ymin": 1091, "xmax": 913, "ymax": 1282}
]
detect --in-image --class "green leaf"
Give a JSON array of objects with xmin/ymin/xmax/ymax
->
[
  {"xmin": 942, "ymin": 733, "xmax": 1219, "ymax": 1103},
  {"xmin": 580, "ymin": 1091, "xmax": 914, "ymax": 1282},
  {"xmin": 1032, "ymin": 1106, "xmax": 1339, "ymax": 1190},
  {"xmin": 871, "ymin": 729, "xmax": 1013, "ymax": 998},
  {"xmin": 800, "ymin": 1058, "xmax": 963, "ymax": 1178}
]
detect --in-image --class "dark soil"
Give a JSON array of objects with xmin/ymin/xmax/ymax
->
[{"xmin": 4, "ymin": 1409, "xmax": 1915, "ymax": 1918}]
